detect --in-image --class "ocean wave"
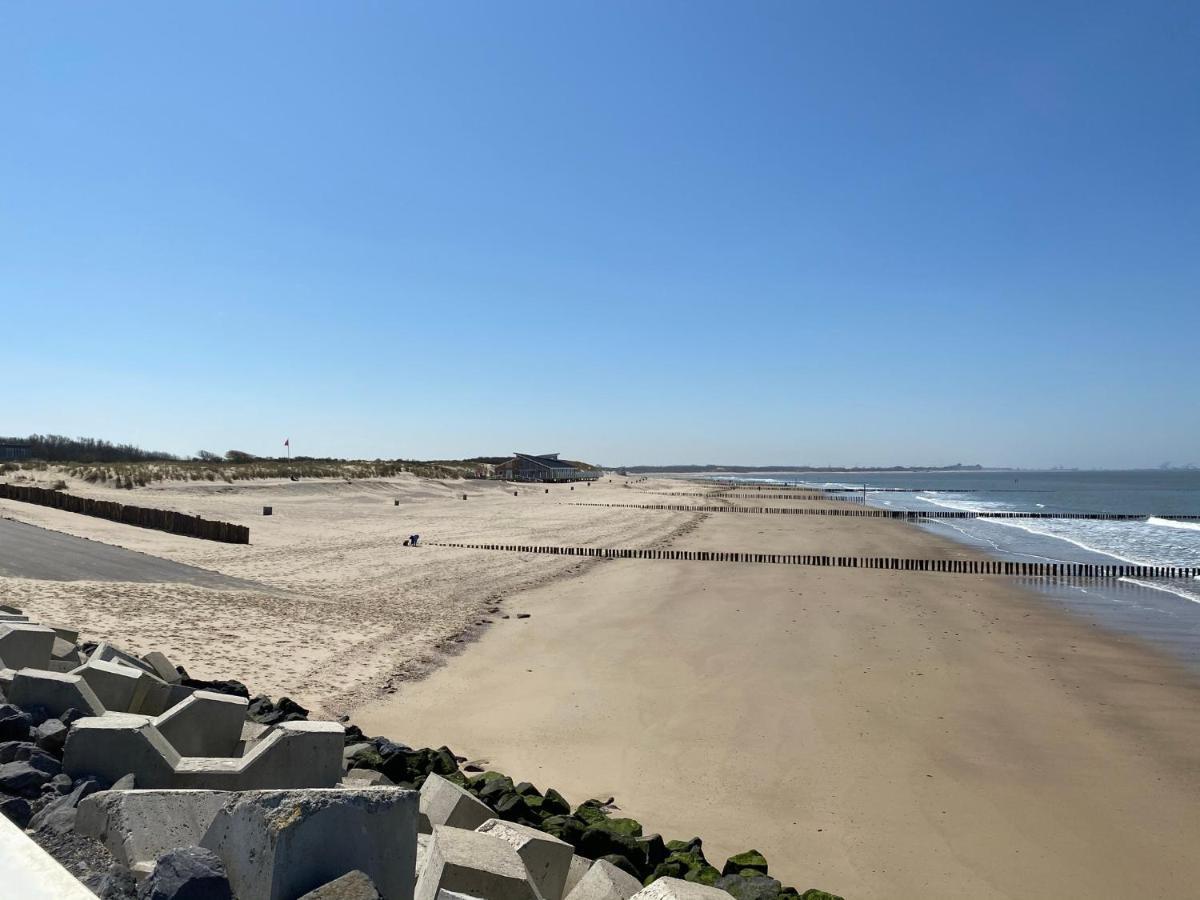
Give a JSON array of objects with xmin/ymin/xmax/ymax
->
[
  {"xmin": 1148, "ymin": 517, "xmax": 1200, "ymax": 532},
  {"xmin": 1119, "ymin": 577, "xmax": 1200, "ymax": 605}
]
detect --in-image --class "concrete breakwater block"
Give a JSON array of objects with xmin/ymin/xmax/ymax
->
[
  {"xmin": 64, "ymin": 717, "xmax": 344, "ymax": 790},
  {"xmin": 0, "ymin": 623, "xmax": 56, "ymax": 671},
  {"xmin": 630, "ymin": 878, "xmax": 730, "ymax": 900},
  {"xmin": 73, "ymin": 657, "xmax": 158, "ymax": 714},
  {"xmin": 156, "ymin": 690, "xmax": 247, "ymax": 758},
  {"xmin": 414, "ymin": 826, "xmax": 539, "ymax": 900},
  {"xmin": 477, "ymin": 818, "xmax": 573, "ymax": 900},
  {"xmin": 77, "ymin": 788, "xmax": 233, "ymax": 874},
  {"xmin": 201, "ymin": 787, "xmax": 418, "ymax": 900},
  {"xmin": 300, "ymin": 869, "xmax": 384, "ymax": 899},
  {"xmin": 564, "ymin": 859, "xmax": 643, "ymax": 900},
  {"xmin": 419, "ymin": 773, "xmax": 494, "ymax": 833},
  {"xmin": 7, "ymin": 669, "xmax": 105, "ymax": 718}
]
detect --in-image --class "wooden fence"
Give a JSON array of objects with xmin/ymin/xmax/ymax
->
[
  {"xmin": 429, "ymin": 541, "xmax": 1198, "ymax": 580},
  {"xmin": 0, "ymin": 484, "xmax": 250, "ymax": 544}
]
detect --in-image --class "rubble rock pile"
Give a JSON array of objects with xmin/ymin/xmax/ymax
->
[{"xmin": 0, "ymin": 607, "xmax": 843, "ymax": 900}]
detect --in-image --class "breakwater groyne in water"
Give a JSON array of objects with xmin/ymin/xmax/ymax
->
[
  {"xmin": 569, "ymin": 501, "xmax": 1200, "ymax": 522},
  {"xmin": 0, "ymin": 483, "xmax": 250, "ymax": 544},
  {"xmin": 430, "ymin": 541, "xmax": 1200, "ymax": 580},
  {"xmin": 642, "ymin": 491, "xmax": 862, "ymax": 502}
]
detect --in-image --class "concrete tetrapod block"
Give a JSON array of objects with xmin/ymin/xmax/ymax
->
[
  {"xmin": 174, "ymin": 721, "xmax": 345, "ymax": 790},
  {"xmin": 419, "ymin": 773, "xmax": 495, "ymax": 834},
  {"xmin": 0, "ymin": 624, "xmax": 56, "ymax": 671},
  {"xmin": 155, "ymin": 690, "xmax": 247, "ymax": 757},
  {"xmin": 49, "ymin": 637, "xmax": 83, "ymax": 674},
  {"xmin": 76, "ymin": 788, "xmax": 232, "ymax": 875},
  {"xmin": 477, "ymin": 818, "xmax": 574, "ymax": 900},
  {"xmin": 8, "ymin": 669, "xmax": 105, "ymax": 718},
  {"xmin": 414, "ymin": 826, "xmax": 539, "ymax": 900},
  {"xmin": 73, "ymin": 657, "xmax": 167, "ymax": 715},
  {"xmin": 562, "ymin": 856, "xmax": 593, "ymax": 899},
  {"xmin": 63, "ymin": 713, "xmax": 177, "ymax": 786},
  {"xmin": 141, "ymin": 650, "xmax": 183, "ymax": 684},
  {"xmin": 300, "ymin": 870, "xmax": 383, "ymax": 899},
  {"xmin": 201, "ymin": 787, "xmax": 418, "ymax": 900},
  {"xmin": 564, "ymin": 859, "xmax": 643, "ymax": 900},
  {"xmin": 629, "ymin": 878, "xmax": 730, "ymax": 900},
  {"xmin": 89, "ymin": 641, "xmax": 157, "ymax": 675}
]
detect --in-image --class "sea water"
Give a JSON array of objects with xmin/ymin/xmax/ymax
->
[{"xmin": 702, "ymin": 470, "xmax": 1200, "ymax": 666}]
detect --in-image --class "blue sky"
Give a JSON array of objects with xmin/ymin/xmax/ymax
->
[{"xmin": 2, "ymin": 2, "xmax": 1196, "ymax": 467}]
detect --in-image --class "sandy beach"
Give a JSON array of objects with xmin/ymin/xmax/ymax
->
[{"xmin": 3, "ymin": 473, "xmax": 1199, "ymax": 897}]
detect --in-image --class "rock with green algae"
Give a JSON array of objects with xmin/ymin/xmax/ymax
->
[
  {"xmin": 715, "ymin": 873, "xmax": 783, "ymax": 900},
  {"xmin": 542, "ymin": 788, "xmax": 571, "ymax": 817},
  {"xmin": 540, "ymin": 814, "xmax": 587, "ymax": 847},
  {"xmin": 346, "ymin": 746, "xmax": 384, "ymax": 770},
  {"xmin": 579, "ymin": 826, "xmax": 647, "ymax": 876},
  {"xmin": 799, "ymin": 891, "xmax": 844, "ymax": 900},
  {"xmin": 722, "ymin": 850, "xmax": 768, "ymax": 876},
  {"xmin": 575, "ymin": 798, "xmax": 612, "ymax": 826}
]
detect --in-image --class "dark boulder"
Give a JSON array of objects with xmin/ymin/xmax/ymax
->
[
  {"xmin": 494, "ymin": 792, "xmax": 540, "ymax": 827},
  {"xmin": 139, "ymin": 846, "xmax": 233, "ymax": 900},
  {"xmin": 28, "ymin": 776, "xmax": 105, "ymax": 834},
  {"xmin": 84, "ymin": 864, "xmax": 139, "ymax": 900},
  {"xmin": 723, "ymin": 849, "xmax": 768, "ymax": 876},
  {"xmin": 0, "ymin": 759, "xmax": 60, "ymax": 797},
  {"xmin": 639, "ymin": 833, "xmax": 669, "ymax": 867},
  {"xmin": 540, "ymin": 815, "xmax": 587, "ymax": 848},
  {"xmin": 716, "ymin": 874, "xmax": 783, "ymax": 900},
  {"xmin": 475, "ymin": 772, "xmax": 515, "ymax": 804},
  {"xmin": 0, "ymin": 740, "xmax": 36, "ymax": 764},
  {"xmin": 579, "ymin": 827, "xmax": 647, "ymax": 877},
  {"xmin": 799, "ymin": 891, "xmax": 844, "ymax": 900},
  {"xmin": 0, "ymin": 795, "xmax": 31, "ymax": 828},
  {"xmin": 246, "ymin": 695, "xmax": 310, "ymax": 726},
  {"xmin": 34, "ymin": 718, "xmax": 68, "ymax": 756},
  {"xmin": 430, "ymin": 746, "xmax": 458, "ymax": 777},
  {"xmin": 514, "ymin": 781, "xmax": 542, "ymax": 798},
  {"xmin": 0, "ymin": 704, "xmax": 33, "ymax": 742},
  {"xmin": 542, "ymin": 788, "xmax": 571, "ymax": 817}
]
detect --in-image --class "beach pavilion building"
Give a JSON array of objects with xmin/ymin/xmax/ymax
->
[{"xmin": 493, "ymin": 452, "xmax": 599, "ymax": 483}]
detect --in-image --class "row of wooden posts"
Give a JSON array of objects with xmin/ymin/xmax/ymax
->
[
  {"xmin": 0, "ymin": 484, "xmax": 250, "ymax": 544},
  {"xmin": 430, "ymin": 541, "xmax": 1199, "ymax": 580},
  {"xmin": 643, "ymin": 491, "xmax": 865, "ymax": 502},
  {"xmin": 566, "ymin": 501, "xmax": 1200, "ymax": 522}
]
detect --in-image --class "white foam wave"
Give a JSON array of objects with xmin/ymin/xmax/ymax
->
[
  {"xmin": 1119, "ymin": 577, "xmax": 1200, "ymax": 605},
  {"xmin": 1148, "ymin": 517, "xmax": 1200, "ymax": 532}
]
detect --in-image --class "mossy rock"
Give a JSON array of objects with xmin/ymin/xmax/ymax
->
[
  {"xmin": 579, "ymin": 827, "xmax": 647, "ymax": 876},
  {"xmin": 441, "ymin": 770, "xmax": 470, "ymax": 788},
  {"xmin": 646, "ymin": 860, "xmax": 689, "ymax": 883},
  {"xmin": 347, "ymin": 747, "xmax": 384, "ymax": 770},
  {"xmin": 639, "ymin": 833, "xmax": 668, "ymax": 867},
  {"xmin": 495, "ymin": 792, "xmax": 538, "ymax": 826},
  {"xmin": 723, "ymin": 849, "xmax": 768, "ymax": 876},
  {"xmin": 715, "ymin": 873, "xmax": 783, "ymax": 900},
  {"xmin": 666, "ymin": 837, "xmax": 704, "ymax": 855},
  {"xmin": 574, "ymin": 799, "xmax": 611, "ymax": 826},
  {"xmin": 799, "ymin": 891, "xmax": 844, "ymax": 900},
  {"xmin": 541, "ymin": 815, "xmax": 587, "ymax": 848},
  {"xmin": 431, "ymin": 746, "xmax": 459, "ymax": 777},
  {"xmin": 683, "ymin": 864, "xmax": 721, "ymax": 886},
  {"xmin": 477, "ymin": 774, "xmax": 516, "ymax": 803},
  {"xmin": 597, "ymin": 817, "xmax": 643, "ymax": 838},
  {"xmin": 514, "ymin": 781, "xmax": 542, "ymax": 798},
  {"xmin": 542, "ymin": 788, "xmax": 571, "ymax": 816},
  {"xmin": 471, "ymin": 770, "xmax": 511, "ymax": 788}
]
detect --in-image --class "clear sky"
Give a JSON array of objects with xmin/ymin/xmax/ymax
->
[{"xmin": 2, "ymin": 2, "xmax": 1196, "ymax": 468}]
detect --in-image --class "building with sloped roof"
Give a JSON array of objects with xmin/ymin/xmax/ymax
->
[{"xmin": 492, "ymin": 452, "xmax": 599, "ymax": 483}]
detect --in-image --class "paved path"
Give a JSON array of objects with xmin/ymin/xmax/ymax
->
[{"xmin": 0, "ymin": 518, "xmax": 263, "ymax": 589}]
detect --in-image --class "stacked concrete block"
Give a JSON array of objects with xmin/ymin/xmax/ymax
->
[
  {"xmin": 0, "ymin": 623, "xmax": 55, "ymax": 670},
  {"xmin": 300, "ymin": 870, "xmax": 384, "ymax": 899},
  {"xmin": 7, "ymin": 669, "xmax": 105, "ymax": 718},
  {"xmin": 0, "ymin": 811, "xmax": 98, "ymax": 900},
  {"xmin": 201, "ymin": 787, "xmax": 418, "ymax": 900},
  {"xmin": 0, "ymin": 613, "xmax": 31, "ymax": 623},
  {"xmin": 73, "ymin": 658, "xmax": 154, "ymax": 713},
  {"xmin": 64, "ymin": 716, "xmax": 345, "ymax": 790},
  {"xmin": 564, "ymin": 859, "xmax": 643, "ymax": 900},
  {"xmin": 419, "ymin": 773, "xmax": 495, "ymax": 833},
  {"xmin": 49, "ymin": 637, "xmax": 83, "ymax": 673},
  {"xmin": 477, "ymin": 818, "xmax": 573, "ymax": 900},
  {"xmin": 88, "ymin": 641, "xmax": 158, "ymax": 675},
  {"xmin": 563, "ymin": 856, "xmax": 594, "ymax": 899},
  {"xmin": 77, "ymin": 788, "xmax": 232, "ymax": 876},
  {"xmin": 141, "ymin": 650, "xmax": 183, "ymax": 684},
  {"xmin": 414, "ymin": 826, "xmax": 539, "ymax": 900},
  {"xmin": 630, "ymin": 878, "xmax": 730, "ymax": 900},
  {"xmin": 156, "ymin": 690, "xmax": 247, "ymax": 757}
]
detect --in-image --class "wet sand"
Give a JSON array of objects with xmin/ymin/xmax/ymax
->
[{"xmin": 356, "ymin": 500, "xmax": 1200, "ymax": 898}]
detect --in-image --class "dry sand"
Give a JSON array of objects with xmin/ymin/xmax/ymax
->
[{"xmin": 3, "ymin": 473, "xmax": 1199, "ymax": 897}]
